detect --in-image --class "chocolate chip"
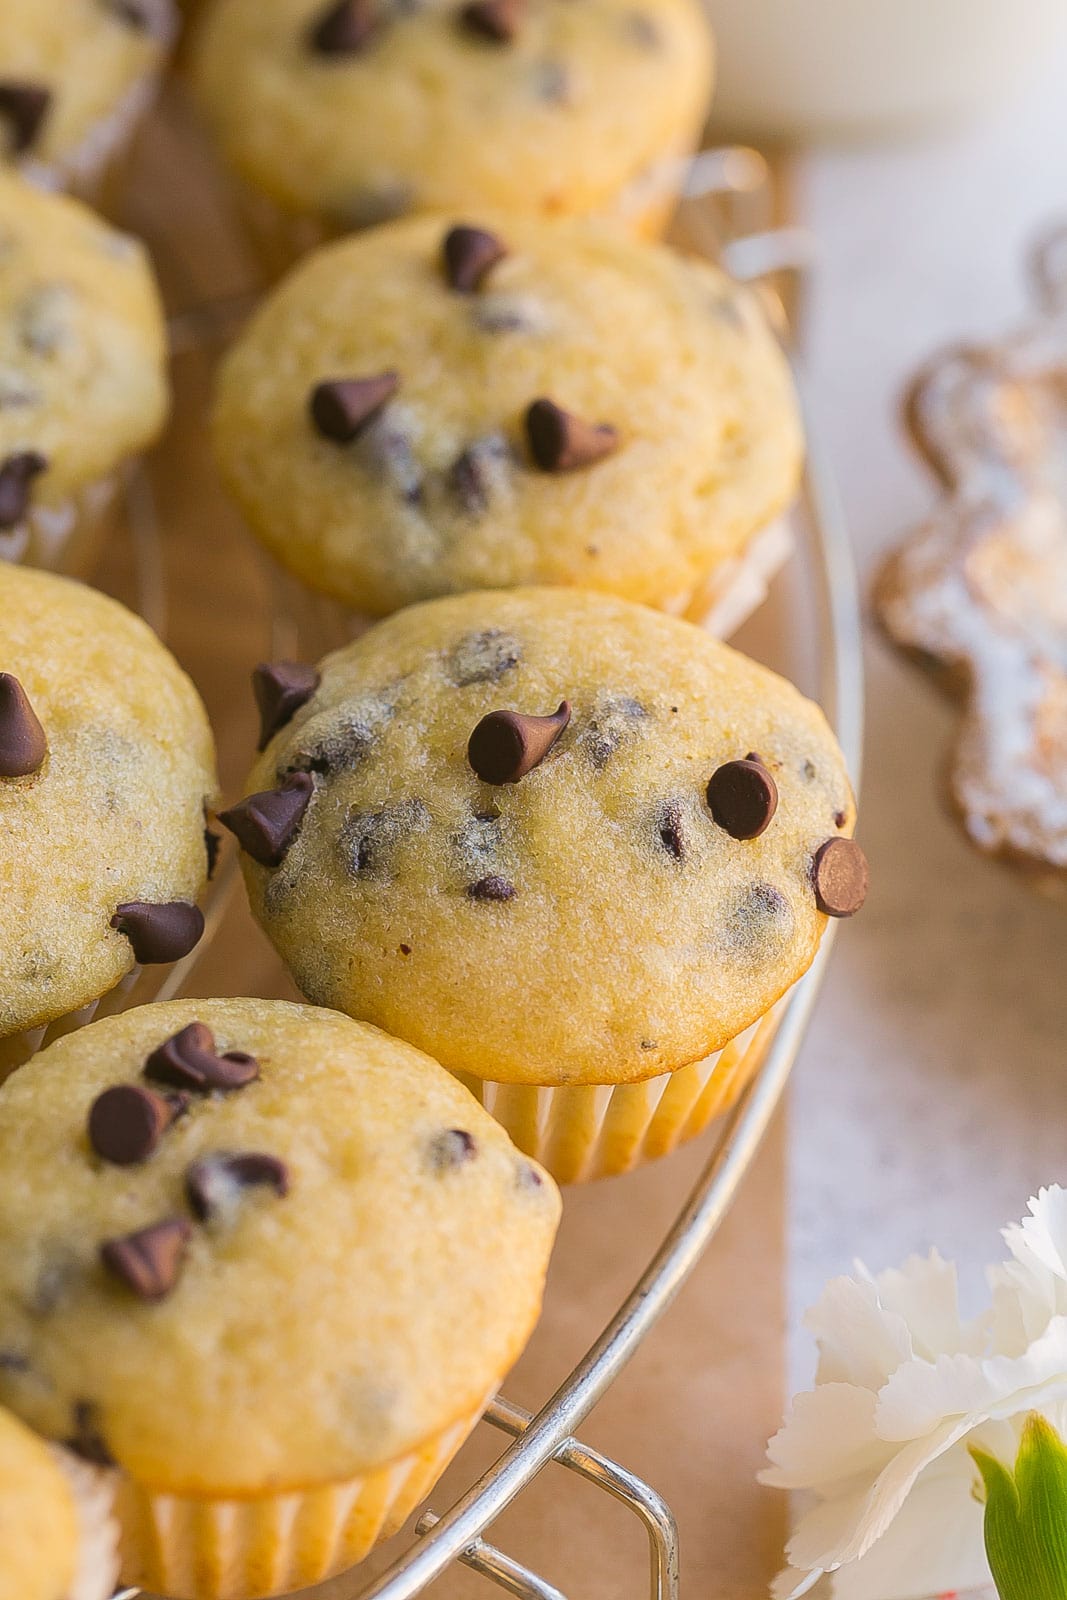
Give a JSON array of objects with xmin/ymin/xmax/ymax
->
[
  {"xmin": 100, "ymin": 1217, "xmax": 191, "ymax": 1302},
  {"xmin": 65, "ymin": 1402, "xmax": 116, "ymax": 1468},
  {"xmin": 811, "ymin": 837, "xmax": 868, "ymax": 917},
  {"xmin": 0, "ymin": 674, "xmax": 46, "ymax": 778},
  {"xmin": 525, "ymin": 399, "xmax": 619, "ymax": 473},
  {"xmin": 707, "ymin": 758, "xmax": 778, "ymax": 840},
  {"xmin": 110, "ymin": 901, "xmax": 205, "ymax": 964},
  {"xmin": 253, "ymin": 661, "xmax": 320, "ymax": 750},
  {"xmin": 430, "ymin": 1129, "xmax": 477, "ymax": 1169},
  {"xmin": 0, "ymin": 83, "xmax": 51, "ymax": 155},
  {"xmin": 447, "ymin": 435, "xmax": 511, "ymax": 516},
  {"xmin": 468, "ymin": 701, "xmax": 571, "ymax": 784},
  {"xmin": 185, "ymin": 1152, "xmax": 290, "ymax": 1221},
  {"xmin": 834, "ymin": 808, "xmax": 848, "ymax": 829},
  {"xmin": 578, "ymin": 694, "xmax": 647, "ymax": 769},
  {"xmin": 656, "ymin": 800, "xmax": 686, "ymax": 861},
  {"xmin": 340, "ymin": 796, "xmax": 430, "ymax": 878},
  {"xmin": 443, "ymin": 225, "xmax": 509, "ymax": 292},
  {"xmin": 204, "ymin": 825, "xmax": 222, "ymax": 878},
  {"xmin": 88, "ymin": 1084, "xmax": 187, "ymax": 1166},
  {"xmin": 723, "ymin": 882, "xmax": 792, "ymax": 962},
  {"xmin": 144, "ymin": 1022, "xmax": 260, "ymax": 1092},
  {"xmin": 308, "ymin": 0, "xmax": 376, "ymax": 52},
  {"xmin": 467, "ymin": 874, "xmax": 516, "ymax": 901},
  {"xmin": 459, "ymin": 0, "xmax": 523, "ymax": 41},
  {"xmin": 219, "ymin": 771, "xmax": 314, "ymax": 868},
  {"xmin": 310, "ymin": 372, "xmax": 399, "ymax": 442},
  {"xmin": 447, "ymin": 628, "xmax": 521, "ymax": 686},
  {"xmin": 517, "ymin": 1162, "xmax": 544, "ymax": 1191},
  {"xmin": 0, "ymin": 451, "xmax": 46, "ymax": 528}
]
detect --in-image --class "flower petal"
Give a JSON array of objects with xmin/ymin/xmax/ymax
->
[
  {"xmin": 806, "ymin": 1274, "xmax": 913, "ymax": 1390},
  {"xmin": 762, "ymin": 1385, "xmax": 895, "ymax": 1491},
  {"xmin": 872, "ymin": 1250, "xmax": 984, "ymax": 1360}
]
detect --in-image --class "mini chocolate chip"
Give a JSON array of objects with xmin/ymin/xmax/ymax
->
[
  {"xmin": 399, "ymin": 942, "xmax": 412, "ymax": 955},
  {"xmin": 467, "ymin": 874, "xmax": 516, "ymax": 901},
  {"xmin": 578, "ymin": 694, "xmax": 647, "ymax": 769},
  {"xmin": 443, "ymin": 225, "xmax": 509, "ymax": 292},
  {"xmin": 144, "ymin": 1022, "xmax": 260, "ymax": 1092},
  {"xmin": 204, "ymin": 825, "xmax": 222, "ymax": 878},
  {"xmin": 308, "ymin": 0, "xmax": 376, "ymax": 52},
  {"xmin": 0, "ymin": 674, "xmax": 46, "ymax": 777},
  {"xmin": 448, "ymin": 628, "xmax": 522, "ymax": 686},
  {"xmin": 310, "ymin": 372, "xmax": 399, "ymax": 442},
  {"xmin": 0, "ymin": 83, "xmax": 51, "ymax": 155},
  {"xmin": 65, "ymin": 1402, "xmax": 116, "ymax": 1468},
  {"xmin": 185, "ymin": 1152, "xmax": 290, "ymax": 1221},
  {"xmin": 459, "ymin": 0, "xmax": 523, "ymax": 41},
  {"xmin": 656, "ymin": 800, "xmax": 686, "ymax": 861},
  {"xmin": 802, "ymin": 759, "xmax": 817, "ymax": 781},
  {"xmin": 468, "ymin": 701, "xmax": 571, "ymax": 784},
  {"xmin": 834, "ymin": 808, "xmax": 848, "ymax": 828},
  {"xmin": 518, "ymin": 1162, "xmax": 543, "ymax": 1190},
  {"xmin": 448, "ymin": 435, "xmax": 511, "ymax": 516},
  {"xmin": 707, "ymin": 759, "xmax": 778, "ymax": 840},
  {"xmin": 431, "ymin": 1129, "xmax": 477, "ymax": 1169},
  {"xmin": 0, "ymin": 450, "xmax": 46, "ymax": 528},
  {"xmin": 341, "ymin": 796, "xmax": 430, "ymax": 878},
  {"xmin": 525, "ymin": 399, "xmax": 619, "ymax": 472},
  {"xmin": 253, "ymin": 661, "xmax": 321, "ymax": 750},
  {"xmin": 219, "ymin": 771, "xmax": 314, "ymax": 868},
  {"xmin": 812, "ymin": 837, "xmax": 868, "ymax": 917},
  {"xmin": 640, "ymin": 1039, "xmax": 658, "ymax": 1050},
  {"xmin": 88, "ymin": 1084, "xmax": 186, "ymax": 1166},
  {"xmin": 101, "ymin": 1217, "xmax": 191, "ymax": 1302},
  {"xmin": 110, "ymin": 901, "xmax": 205, "ymax": 964}
]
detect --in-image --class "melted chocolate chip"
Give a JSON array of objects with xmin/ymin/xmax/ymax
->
[
  {"xmin": 100, "ymin": 1216, "xmax": 191, "ymax": 1301},
  {"xmin": 468, "ymin": 702, "xmax": 571, "ymax": 784},
  {"xmin": 578, "ymin": 694, "xmax": 647, "ymax": 769},
  {"xmin": 834, "ymin": 808, "xmax": 848, "ymax": 829},
  {"xmin": 430, "ymin": 1128, "xmax": 478, "ymax": 1169},
  {"xmin": 88, "ymin": 1084, "xmax": 187, "ymax": 1166},
  {"xmin": 448, "ymin": 629, "xmax": 522, "ymax": 686},
  {"xmin": 185, "ymin": 1152, "xmax": 290, "ymax": 1221},
  {"xmin": 340, "ymin": 796, "xmax": 430, "ymax": 878},
  {"xmin": 65, "ymin": 1401, "xmax": 115, "ymax": 1468},
  {"xmin": 525, "ymin": 399, "xmax": 619, "ymax": 472},
  {"xmin": 0, "ymin": 674, "xmax": 46, "ymax": 778},
  {"xmin": 204, "ymin": 825, "xmax": 222, "ymax": 879},
  {"xmin": 707, "ymin": 758, "xmax": 778, "ymax": 840},
  {"xmin": 110, "ymin": 901, "xmax": 205, "ymax": 964},
  {"xmin": 0, "ymin": 450, "xmax": 46, "ymax": 528},
  {"xmin": 443, "ymin": 225, "xmax": 509, "ymax": 292},
  {"xmin": 811, "ymin": 837, "xmax": 868, "ymax": 917},
  {"xmin": 467, "ymin": 874, "xmax": 516, "ymax": 901},
  {"xmin": 144, "ymin": 1022, "xmax": 260, "ymax": 1092},
  {"xmin": 219, "ymin": 771, "xmax": 314, "ymax": 868},
  {"xmin": 308, "ymin": 0, "xmax": 376, "ymax": 52},
  {"xmin": 0, "ymin": 82, "xmax": 51, "ymax": 155},
  {"xmin": 723, "ymin": 882, "xmax": 793, "ymax": 963},
  {"xmin": 459, "ymin": 0, "xmax": 523, "ymax": 41},
  {"xmin": 656, "ymin": 800, "xmax": 686, "ymax": 861},
  {"xmin": 448, "ymin": 434, "xmax": 511, "ymax": 515},
  {"xmin": 253, "ymin": 661, "xmax": 321, "ymax": 750},
  {"xmin": 310, "ymin": 372, "xmax": 399, "ymax": 442}
]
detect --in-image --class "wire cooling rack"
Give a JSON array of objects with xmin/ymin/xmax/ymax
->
[{"xmin": 116, "ymin": 148, "xmax": 863, "ymax": 1600}]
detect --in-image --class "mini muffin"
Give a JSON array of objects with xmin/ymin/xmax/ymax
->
[
  {"xmin": 221, "ymin": 589, "xmax": 867, "ymax": 1182},
  {"xmin": 214, "ymin": 213, "xmax": 801, "ymax": 638},
  {"xmin": 0, "ymin": 1406, "xmax": 118, "ymax": 1600},
  {"xmin": 0, "ymin": 998, "xmax": 560, "ymax": 1599},
  {"xmin": 0, "ymin": 173, "xmax": 169, "ymax": 572},
  {"xmin": 190, "ymin": 0, "xmax": 714, "ymax": 273},
  {"xmin": 0, "ymin": 566, "xmax": 217, "ymax": 1070},
  {"xmin": 0, "ymin": 0, "xmax": 176, "ymax": 206}
]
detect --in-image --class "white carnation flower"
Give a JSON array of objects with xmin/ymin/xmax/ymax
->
[{"xmin": 762, "ymin": 1188, "xmax": 1067, "ymax": 1600}]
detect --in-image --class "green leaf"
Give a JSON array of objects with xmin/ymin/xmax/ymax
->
[{"xmin": 972, "ymin": 1415, "xmax": 1067, "ymax": 1600}]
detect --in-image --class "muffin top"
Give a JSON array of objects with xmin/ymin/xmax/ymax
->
[
  {"xmin": 213, "ymin": 213, "xmax": 801, "ymax": 616},
  {"xmin": 191, "ymin": 0, "xmax": 713, "ymax": 228},
  {"xmin": 0, "ymin": 173, "xmax": 168, "ymax": 521},
  {"xmin": 0, "ymin": 1408, "xmax": 79, "ymax": 1600},
  {"xmin": 0, "ymin": 0, "xmax": 172, "ymax": 182},
  {"xmin": 0, "ymin": 999, "xmax": 561, "ymax": 1494},
  {"xmin": 225, "ymin": 589, "xmax": 865, "ymax": 1087},
  {"xmin": 0, "ymin": 566, "xmax": 216, "ymax": 1038}
]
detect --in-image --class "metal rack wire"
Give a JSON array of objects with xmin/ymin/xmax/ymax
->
[{"xmin": 117, "ymin": 149, "xmax": 863, "ymax": 1600}]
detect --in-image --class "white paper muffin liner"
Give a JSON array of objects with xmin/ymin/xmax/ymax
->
[
  {"xmin": 0, "ymin": 472, "xmax": 124, "ymax": 577},
  {"xmin": 17, "ymin": 0, "xmax": 177, "ymax": 210},
  {"xmin": 454, "ymin": 1010, "xmax": 779, "ymax": 1185},
  {"xmin": 115, "ymin": 1399, "xmax": 489, "ymax": 1600},
  {"xmin": 0, "ymin": 968, "xmax": 143, "ymax": 1081},
  {"xmin": 52, "ymin": 1449, "xmax": 120, "ymax": 1600}
]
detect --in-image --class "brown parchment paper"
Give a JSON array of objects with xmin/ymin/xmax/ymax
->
[{"xmin": 96, "ymin": 86, "xmax": 789, "ymax": 1599}]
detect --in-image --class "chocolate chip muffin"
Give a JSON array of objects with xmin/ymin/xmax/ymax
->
[
  {"xmin": 213, "ymin": 213, "xmax": 801, "ymax": 633},
  {"xmin": 190, "ymin": 0, "xmax": 714, "ymax": 273},
  {"xmin": 0, "ymin": 0, "xmax": 176, "ymax": 204},
  {"xmin": 0, "ymin": 172, "xmax": 169, "ymax": 572},
  {"xmin": 0, "ymin": 566, "xmax": 217, "ymax": 1067},
  {"xmin": 0, "ymin": 998, "xmax": 560, "ymax": 1599},
  {"xmin": 222, "ymin": 589, "xmax": 867, "ymax": 1181},
  {"xmin": 0, "ymin": 1405, "xmax": 118, "ymax": 1600}
]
